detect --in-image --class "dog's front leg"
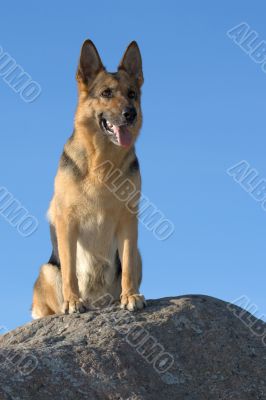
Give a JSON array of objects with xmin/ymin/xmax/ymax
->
[
  {"xmin": 56, "ymin": 215, "xmax": 86, "ymax": 314},
  {"xmin": 118, "ymin": 215, "xmax": 146, "ymax": 311}
]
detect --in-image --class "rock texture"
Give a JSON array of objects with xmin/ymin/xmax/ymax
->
[{"xmin": 0, "ymin": 295, "xmax": 265, "ymax": 400}]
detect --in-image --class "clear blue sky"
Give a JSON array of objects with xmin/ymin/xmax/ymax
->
[{"xmin": 0, "ymin": 1, "xmax": 266, "ymax": 330}]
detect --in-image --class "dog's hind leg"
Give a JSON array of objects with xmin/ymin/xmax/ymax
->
[{"xmin": 32, "ymin": 264, "xmax": 63, "ymax": 319}]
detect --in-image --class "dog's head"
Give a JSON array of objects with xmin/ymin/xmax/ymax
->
[{"xmin": 75, "ymin": 40, "xmax": 144, "ymax": 149}]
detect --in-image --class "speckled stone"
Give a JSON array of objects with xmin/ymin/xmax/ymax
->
[{"xmin": 0, "ymin": 295, "xmax": 265, "ymax": 400}]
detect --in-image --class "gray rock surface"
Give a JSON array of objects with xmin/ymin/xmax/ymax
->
[{"xmin": 0, "ymin": 295, "xmax": 265, "ymax": 400}]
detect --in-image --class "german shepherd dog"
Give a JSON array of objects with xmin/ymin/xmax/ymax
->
[{"xmin": 32, "ymin": 40, "xmax": 146, "ymax": 318}]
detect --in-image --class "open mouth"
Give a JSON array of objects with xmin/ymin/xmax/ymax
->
[{"xmin": 101, "ymin": 118, "xmax": 132, "ymax": 148}]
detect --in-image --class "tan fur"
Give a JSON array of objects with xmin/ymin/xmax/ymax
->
[{"xmin": 32, "ymin": 40, "xmax": 146, "ymax": 318}]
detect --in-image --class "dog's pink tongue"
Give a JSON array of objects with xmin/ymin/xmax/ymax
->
[{"xmin": 113, "ymin": 126, "xmax": 132, "ymax": 148}]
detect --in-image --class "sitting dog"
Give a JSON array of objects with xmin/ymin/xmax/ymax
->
[{"xmin": 32, "ymin": 39, "xmax": 146, "ymax": 317}]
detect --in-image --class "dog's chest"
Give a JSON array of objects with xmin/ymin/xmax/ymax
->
[{"xmin": 75, "ymin": 209, "xmax": 119, "ymax": 298}]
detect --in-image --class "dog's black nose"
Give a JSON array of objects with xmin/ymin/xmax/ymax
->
[{"xmin": 122, "ymin": 107, "xmax": 137, "ymax": 124}]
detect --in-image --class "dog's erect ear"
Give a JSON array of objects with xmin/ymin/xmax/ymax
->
[
  {"xmin": 118, "ymin": 41, "xmax": 144, "ymax": 86},
  {"xmin": 76, "ymin": 40, "xmax": 105, "ymax": 84}
]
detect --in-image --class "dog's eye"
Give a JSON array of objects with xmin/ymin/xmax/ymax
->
[
  {"xmin": 101, "ymin": 88, "xmax": 113, "ymax": 98},
  {"xmin": 128, "ymin": 90, "xmax": 136, "ymax": 99}
]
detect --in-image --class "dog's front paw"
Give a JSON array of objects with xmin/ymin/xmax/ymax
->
[
  {"xmin": 63, "ymin": 296, "xmax": 87, "ymax": 314},
  {"xmin": 120, "ymin": 294, "xmax": 146, "ymax": 311}
]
